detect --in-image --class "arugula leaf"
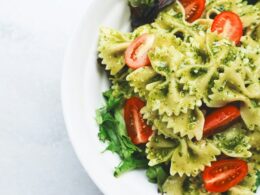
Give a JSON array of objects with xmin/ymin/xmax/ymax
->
[
  {"xmin": 256, "ymin": 171, "xmax": 260, "ymax": 189},
  {"xmin": 129, "ymin": 0, "xmax": 155, "ymax": 7},
  {"xmin": 114, "ymin": 152, "xmax": 148, "ymax": 177},
  {"xmin": 96, "ymin": 89, "xmax": 148, "ymax": 176},
  {"xmin": 129, "ymin": 0, "xmax": 175, "ymax": 29},
  {"xmin": 146, "ymin": 165, "xmax": 169, "ymax": 192},
  {"xmin": 103, "ymin": 90, "xmax": 123, "ymax": 111},
  {"xmin": 96, "ymin": 90, "xmax": 139, "ymax": 159},
  {"xmin": 244, "ymin": 0, "xmax": 258, "ymax": 4}
]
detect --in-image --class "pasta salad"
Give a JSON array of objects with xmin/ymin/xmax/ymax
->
[{"xmin": 96, "ymin": 0, "xmax": 260, "ymax": 194}]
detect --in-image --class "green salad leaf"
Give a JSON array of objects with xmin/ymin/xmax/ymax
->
[
  {"xmin": 128, "ymin": 0, "xmax": 175, "ymax": 28},
  {"xmin": 96, "ymin": 89, "xmax": 148, "ymax": 176},
  {"xmin": 244, "ymin": 0, "xmax": 258, "ymax": 4},
  {"xmin": 146, "ymin": 165, "xmax": 169, "ymax": 192},
  {"xmin": 128, "ymin": 0, "xmax": 155, "ymax": 7},
  {"xmin": 114, "ymin": 151, "xmax": 148, "ymax": 177},
  {"xmin": 256, "ymin": 171, "xmax": 260, "ymax": 189}
]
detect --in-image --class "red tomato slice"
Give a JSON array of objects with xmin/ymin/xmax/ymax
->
[
  {"xmin": 125, "ymin": 34, "xmax": 155, "ymax": 70},
  {"xmin": 203, "ymin": 159, "xmax": 248, "ymax": 192},
  {"xmin": 203, "ymin": 105, "xmax": 240, "ymax": 137},
  {"xmin": 179, "ymin": 0, "xmax": 206, "ymax": 23},
  {"xmin": 124, "ymin": 97, "xmax": 153, "ymax": 145},
  {"xmin": 211, "ymin": 11, "xmax": 243, "ymax": 44}
]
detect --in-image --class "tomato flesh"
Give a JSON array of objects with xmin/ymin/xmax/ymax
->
[
  {"xmin": 203, "ymin": 159, "xmax": 248, "ymax": 192},
  {"xmin": 179, "ymin": 0, "xmax": 206, "ymax": 23},
  {"xmin": 124, "ymin": 97, "xmax": 153, "ymax": 145},
  {"xmin": 211, "ymin": 11, "xmax": 243, "ymax": 44},
  {"xmin": 203, "ymin": 105, "xmax": 240, "ymax": 137},
  {"xmin": 125, "ymin": 34, "xmax": 155, "ymax": 70}
]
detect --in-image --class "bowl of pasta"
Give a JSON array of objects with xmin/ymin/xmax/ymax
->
[{"xmin": 62, "ymin": 0, "xmax": 260, "ymax": 194}]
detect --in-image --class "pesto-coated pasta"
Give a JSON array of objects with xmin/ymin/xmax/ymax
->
[
  {"xmin": 97, "ymin": 0, "xmax": 260, "ymax": 194},
  {"xmin": 213, "ymin": 123, "xmax": 252, "ymax": 158},
  {"xmin": 146, "ymin": 132, "xmax": 220, "ymax": 176},
  {"xmin": 98, "ymin": 27, "xmax": 132, "ymax": 75}
]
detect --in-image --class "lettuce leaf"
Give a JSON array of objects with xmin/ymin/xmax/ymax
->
[
  {"xmin": 96, "ymin": 89, "xmax": 148, "ymax": 176},
  {"xmin": 114, "ymin": 150, "xmax": 148, "ymax": 177},
  {"xmin": 256, "ymin": 171, "xmax": 260, "ymax": 189},
  {"xmin": 129, "ymin": 0, "xmax": 175, "ymax": 28},
  {"xmin": 244, "ymin": 0, "xmax": 258, "ymax": 4},
  {"xmin": 146, "ymin": 165, "xmax": 169, "ymax": 192},
  {"xmin": 129, "ymin": 0, "xmax": 155, "ymax": 7}
]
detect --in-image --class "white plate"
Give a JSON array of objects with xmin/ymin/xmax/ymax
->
[
  {"xmin": 62, "ymin": 1, "xmax": 260, "ymax": 195},
  {"xmin": 62, "ymin": 0, "xmax": 158, "ymax": 194}
]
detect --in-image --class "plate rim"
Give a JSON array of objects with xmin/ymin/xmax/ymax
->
[
  {"xmin": 61, "ymin": 0, "xmax": 107, "ymax": 194},
  {"xmin": 61, "ymin": 1, "xmax": 260, "ymax": 195}
]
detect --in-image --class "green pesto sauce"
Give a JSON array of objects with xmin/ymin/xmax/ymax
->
[{"xmin": 190, "ymin": 67, "xmax": 208, "ymax": 78}]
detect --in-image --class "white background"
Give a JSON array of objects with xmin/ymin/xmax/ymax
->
[{"xmin": 0, "ymin": 0, "xmax": 102, "ymax": 194}]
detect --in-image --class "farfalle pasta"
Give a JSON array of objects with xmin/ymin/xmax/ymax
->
[{"xmin": 97, "ymin": 0, "xmax": 260, "ymax": 194}]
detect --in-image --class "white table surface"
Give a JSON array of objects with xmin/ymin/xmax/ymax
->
[{"xmin": 0, "ymin": 0, "xmax": 103, "ymax": 194}]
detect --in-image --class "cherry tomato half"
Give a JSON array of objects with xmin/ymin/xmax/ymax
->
[
  {"xmin": 203, "ymin": 105, "xmax": 240, "ymax": 137},
  {"xmin": 124, "ymin": 97, "xmax": 153, "ymax": 145},
  {"xmin": 125, "ymin": 34, "xmax": 155, "ymax": 70},
  {"xmin": 203, "ymin": 159, "xmax": 248, "ymax": 192},
  {"xmin": 211, "ymin": 11, "xmax": 243, "ymax": 44},
  {"xmin": 179, "ymin": 0, "xmax": 206, "ymax": 23}
]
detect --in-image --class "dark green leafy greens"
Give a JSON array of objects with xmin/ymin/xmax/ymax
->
[
  {"xmin": 114, "ymin": 150, "xmax": 148, "ymax": 177},
  {"xmin": 129, "ymin": 0, "xmax": 175, "ymax": 28},
  {"xmin": 129, "ymin": 0, "xmax": 155, "ymax": 7},
  {"xmin": 96, "ymin": 89, "xmax": 171, "ymax": 191},
  {"xmin": 146, "ymin": 165, "xmax": 169, "ymax": 192},
  {"xmin": 96, "ymin": 90, "xmax": 148, "ymax": 176},
  {"xmin": 256, "ymin": 171, "xmax": 260, "ymax": 189},
  {"xmin": 244, "ymin": 0, "xmax": 258, "ymax": 4}
]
